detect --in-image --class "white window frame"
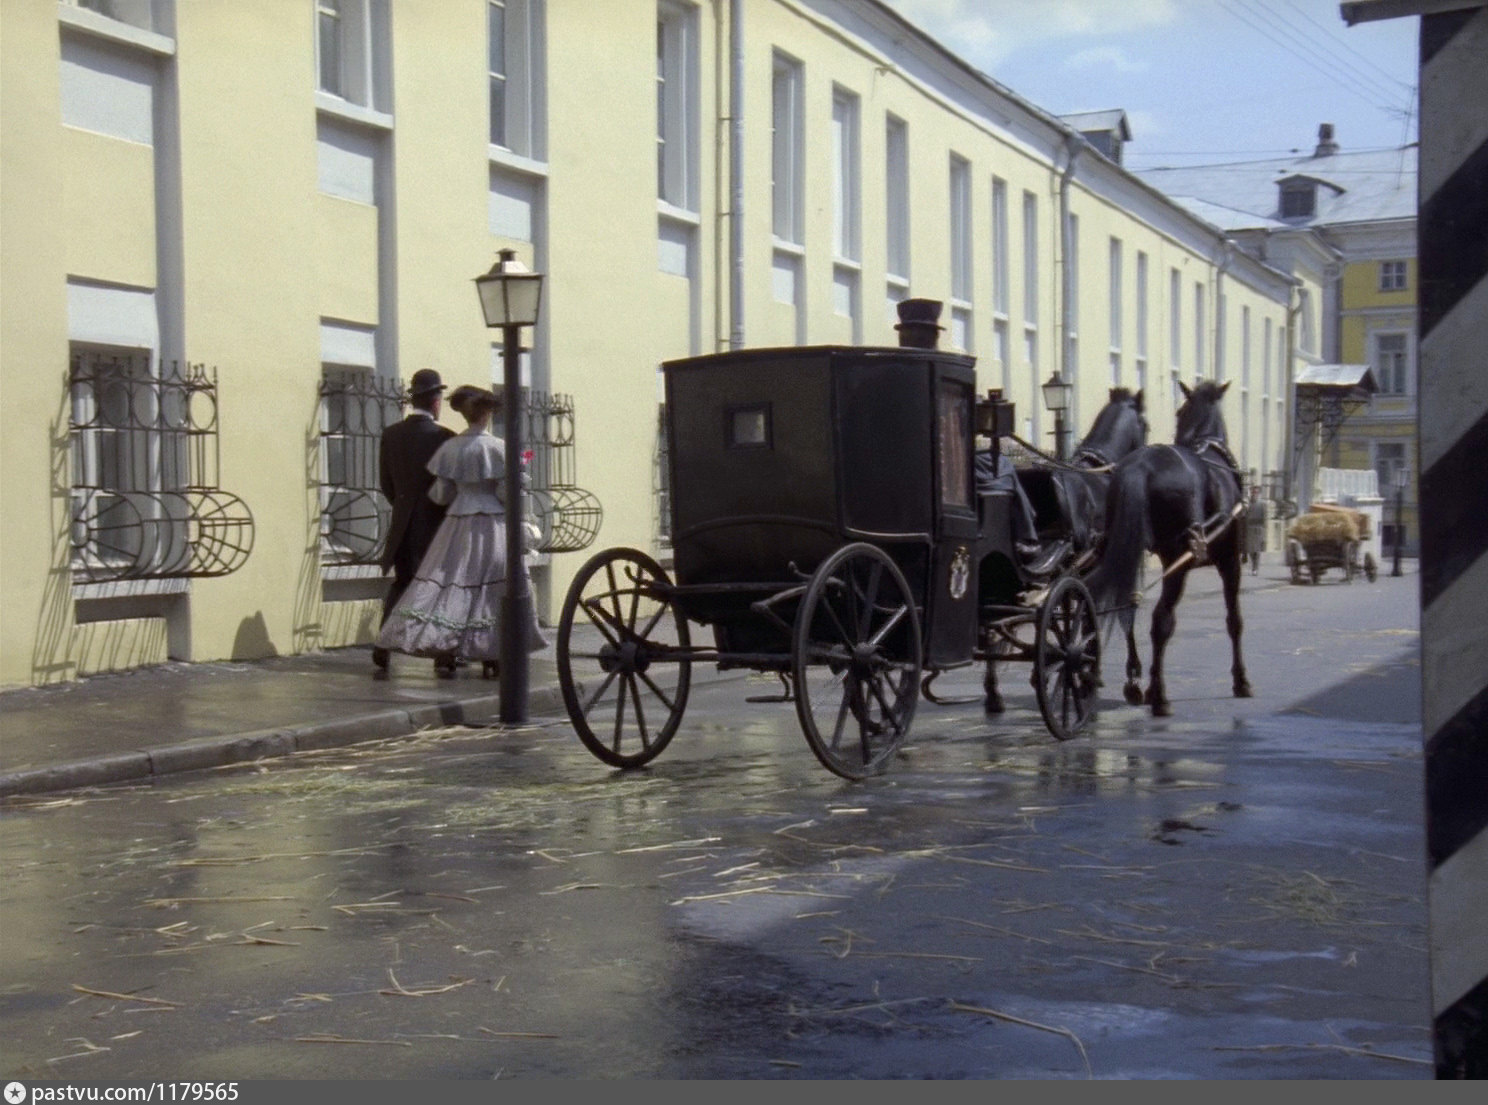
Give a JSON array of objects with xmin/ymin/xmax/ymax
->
[
  {"xmin": 1379, "ymin": 259, "xmax": 1408, "ymax": 292},
  {"xmin": 656, "ymin": 0, "xmax": 697, "ymax": 211},
  {"xmin": 831, "ymin": 86, "xmax": 860, "ymax": 264},
  {"xmin": 1373, "ymin": 330, "xmax": 1411, "ymax": 395},
  {"xmin": 1022, "ymin": 191, "xmax": 1038, "ymax": 328},
  {"xmin": 1169, "ymin": 267, "xmax": 1182, "ymax": 371},
  {"xmin": 1135, "ymin": 250, "xmax": 1148, "ymax": 394},
  {"xmin": 490, "ymin": 0, "xmax": 544, "ymax": 160},
  {"xmin": 885, "ymin": 114, "xmax": 909, "ymax": 285},
  {"xmin": 991, "ymin": 176, "xmax": 1010, "ymax": 390},
  {"xmin": 1108, "ymin": 236, "xmax": 1122, "ymax": 386},
  {"xmin": 316, "ymin": 0, "xmax": 386, "ymax": 112},
  {"xmin": 771, "ymin": 51, "xmax": 803, "ymax": 246},
  {"xmin": 949, "ymin": 154, "xmax": 972, "ymax": 350}
]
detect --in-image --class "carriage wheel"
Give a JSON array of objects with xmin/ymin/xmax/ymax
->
[
  {"xmin": 1364, "ymin": 553, "xmax": 1378, "ymax": 583},
  {"xmin": 792, "ymin": 543, "xmax": 923, "ymax": 781},
  {"xmin": 558, "ymin": 547, "xmax": 691, "ymax": 769},
  {"xmin": 1032, "ymin": 576, "xmax": 1101, "ymax": 741}
]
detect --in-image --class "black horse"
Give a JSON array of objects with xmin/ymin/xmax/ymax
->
[
  {"xmin": 981, "ymin": 387, "xmax": 1147, "ymax": 713},
  {"xmin": 1084, "ymin": 380, "xmax": 1251, "ymax": 717}
]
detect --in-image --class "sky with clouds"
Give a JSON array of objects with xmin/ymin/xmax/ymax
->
[{"xmin": 876, "ymin": 0, "xmax": 1419, "ymax": 169}]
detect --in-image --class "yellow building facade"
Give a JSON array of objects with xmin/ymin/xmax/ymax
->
[{"xmin": 1, "ymin": 0, "xmax": 1297, "ymax": 689}]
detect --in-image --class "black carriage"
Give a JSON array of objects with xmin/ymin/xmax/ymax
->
[{"xmin": 556, "ymin": 344, "xmax": 1102, "ymax": 780}]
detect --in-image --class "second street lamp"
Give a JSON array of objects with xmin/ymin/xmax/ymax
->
[
  {"xmin": 1042, "ymin": 370, "xmax": 1072, "ymax": 461},
  {"xmin": 474, "ymin": 249, "xmax": 544, "ymax": 723}
]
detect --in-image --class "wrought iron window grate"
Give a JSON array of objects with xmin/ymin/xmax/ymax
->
[
  {"xmin": 523, "ymin": 389, "xmax": 603, "ymax": 554},
  {"xmin": 69, "ymin": 353, "xmax": 254, "ymax": 582},
  {"xmin": 319, "ymin": 369, "xmax": 403, "ymax": 566}
]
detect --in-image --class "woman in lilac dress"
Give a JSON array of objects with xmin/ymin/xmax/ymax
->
[{"xmin": 375, "ymin": 385, "xmax": 546, "ymax": 677}]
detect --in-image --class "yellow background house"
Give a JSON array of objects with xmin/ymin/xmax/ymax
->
[{"xmin": 1, "ymin": 0, "xmax": 1298, "ymax": 689}]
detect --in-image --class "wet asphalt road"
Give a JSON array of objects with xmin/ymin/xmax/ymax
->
[{"xmin": 1, "ymin": 569, "xmax": 1429, "ymax": 1079}]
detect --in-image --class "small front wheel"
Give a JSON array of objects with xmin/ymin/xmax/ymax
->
[
  {"xmin": 558, "ymin": 547, "xmax": 691, "ymax": 769},
  {"xmin": 793, "ymin": 543, "xmax": 923, "ymax": 780},
  {"xmin": 1033, "ymin": 576, "xmax": 1101, "ymax": 741}
]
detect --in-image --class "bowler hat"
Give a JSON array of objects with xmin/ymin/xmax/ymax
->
[
  {"xmin": 895, "ymin": 298, "xmax": 945, "ymax": 331},
  {"xmin": 408, "ymin": 368, "xmax": 446, "ymax": 398}
]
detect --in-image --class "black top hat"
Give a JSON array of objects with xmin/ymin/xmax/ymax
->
[
  {"xmin": 408, "ymin": 368, "xmax": 446, "ymax": 398},
  {"xmin": 894, "ymin": 298, "xmax": 945, "ymax": 331}
]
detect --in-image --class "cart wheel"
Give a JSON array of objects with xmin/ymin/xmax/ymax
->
[
  {"xmin": 1344, "ymin": 541, "xmax": 1358, "ymax": 583},
  {"xmin": 1033, "ymin": 576, "xmax": 1101, "ymax": 741},
  {"xmin": 1364, "ymin": 553, "xmax": 1378, "ymax": 583},
  {"xmin": 558, "ymin": 547, "xmax": 691, "ymax": 769},
  {"xmin": 793, "ymin": 543, "xmax": 923, "ymax": 780}
]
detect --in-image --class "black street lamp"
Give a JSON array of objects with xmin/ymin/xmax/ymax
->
[
  {"xmin": 1391, "ymin": 465, "xmax": 1408, "ymax": 577},
  {"xmin": 1042, "ymin": 370, "xmax": 1072, "ymax": 461},
  {"xmin": 474, "ymin": 249, "xmax": 544, "ymax": 723}
]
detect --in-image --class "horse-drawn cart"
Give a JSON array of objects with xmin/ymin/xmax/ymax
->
[
  {"xmin": 1285, "ymin": 504, "xmax": 1377, "ymax": 584},
  {"xmin": 555, "ymin": 343, "xmax": 1113, "ymax": 780}
]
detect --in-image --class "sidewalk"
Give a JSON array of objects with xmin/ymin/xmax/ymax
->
[
  {"xmin": 0, "ymin": 551, "xmax": 1408, "ymax": 800},
  {"xmin": 0, "ymin": 629, "xmax": 596, "ymax": 799}
]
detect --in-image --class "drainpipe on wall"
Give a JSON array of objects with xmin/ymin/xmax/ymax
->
[
  {"xmin": 1058, "ymin": 132, "xmax": 1082, "ymax": 431},
  {"xmin": 729, "ymin": 0, "xmax": 745, "ymax": 350}
]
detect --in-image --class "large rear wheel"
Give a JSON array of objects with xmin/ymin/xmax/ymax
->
[
  {"xmin": 1033, "ymin": 575, "xmax": 1101, "ymax": 741},
  {"xmin": 558, "ymin": 547, "xmax": 691, "ymax": 769},
  {"xmin": 792, "ymin": 543, "xmax": 923, "ymax": 780}
]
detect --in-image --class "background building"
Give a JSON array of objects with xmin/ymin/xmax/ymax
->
[
  {"xmin": 1134, "ymin": 125, "xmax": 1419, "ymax": 553},
  {"xmin": 1, "ymin": 0, "xmax": 1299, "ymax": 689}
]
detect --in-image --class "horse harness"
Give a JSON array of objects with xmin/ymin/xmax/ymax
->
[{"xmin": 1163, "ymin": 437, "xmax": 1246, "ymax": 571}]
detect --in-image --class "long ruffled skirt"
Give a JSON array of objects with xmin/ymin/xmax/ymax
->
[{"xmin": 375, "ymin": 511, "xmax": 547, "ymax": 660}]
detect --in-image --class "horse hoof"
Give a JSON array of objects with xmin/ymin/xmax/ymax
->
[
  {"xmin": 1234, "ymin": 682, "xmax": 1252, "ymax": 699},
  {"xmin": 1151, "ymin": 701, "xmax": 1173, "ymax": 718},
  {"xmin": 984, "ymin": 694, "xmax": 1005, "ymax": 715},
  {"xmin": 1123, "ymin": 683, "xmax": 1143, "ymax": 706}
]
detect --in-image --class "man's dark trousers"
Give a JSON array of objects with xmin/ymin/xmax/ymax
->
[{"xmin": 375, "ymin": 412, "xmax": 454, "ymax": 666}]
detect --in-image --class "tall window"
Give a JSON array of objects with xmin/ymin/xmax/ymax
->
[
  {"xmin": 1066, "ymin": 212, "xmax": 1080, "ymax": 390},
  {"xmin": 1135, "ymin": 251, "xmax": 1149, "ymax": 394},
  {"xmin": 949, "ymin": 154, "xmax": 972, "ymax": 350},
  {"xmin": 1374, "ymin": 441, "xmax": 1408, "ymax": 492},
  {"xmin": 316, "ymin": 0, "xmax": 385, "ymax": 111},
  {"xmin": 885, "ymin": 114, "xmax": 909, "ymax": 319},
  {"xmin": 771, "ymin": 52, "xmax": 803, "ymax": 245},
  {"xmin": 1022, "ymin": 191, "xmax": 1040, "ymax": 439},
  {"xmin": 832, "ymin": 87, "xmax": 860, "ymax": 332},
  {"xmin": 1379, "ymin": 259, "xmax": 1408, "ymax": 292},
  {"xmin": 491, "ymin": 0, "xmax": 543, "ymax": 158},
  {"xmin": 1214, "ymin": 291, "xmax": 1227, "ymax": 383},
  {"xmin": 991, "ymin": 176, "xmax": 1010, "ymax": 389},
  {"xmin": 656, "ymin": 1, "xmax": 697, "ymax": 210},
  {"xmin": 1374, "ymin": 332, "xmax": 1410, "ymax": 395},
  {"xmin": 1108, "ymin": 236, "xmax": 1123, "ymax": 386},
  {"xmin": 65, "ymin": 0, "xmax": 160, "ymax": 32},
  {"xmin": 1169, "ymin": 268, "xmax": 1183, "ymax": 407},
  {"xmin": 1193, "ymin": 282, "xmax": 1206, "ymax": 380}
]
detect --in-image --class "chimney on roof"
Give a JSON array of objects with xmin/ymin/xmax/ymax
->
[{"xmin": 1314, "ymin": 122, "xmax": 1339, "ymax": 157}]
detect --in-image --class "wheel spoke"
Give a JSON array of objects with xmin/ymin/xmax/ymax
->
[
  {"xmin": 580, "ymin": 596, "xmax": 625, "ymax": 647},
  {"xmin": 625, "ymin": 673, "xmax": 652, "ymax": 752},
  {"xmin": 610, "ymin": 676, "xmax": 629, "ymax": 752},
  {"xmin": 636, "ymin": 669, "xmax": 678, "ymax": 713},
  {"xmin": 580, "ymin": 669, "xmax": 621, "ymax": 716}
]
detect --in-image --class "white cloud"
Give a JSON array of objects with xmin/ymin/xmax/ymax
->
[{"xmin": 1064, "ymin": 45, "xmax": 1150, "ymax": 74}]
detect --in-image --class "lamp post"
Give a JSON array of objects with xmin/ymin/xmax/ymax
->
[
  {"xmin": 1042, "ymin": 370, "xmax": 1072, "ymax": 461},
  {"xmin": 475, "ymin": 249, "xmax": 544, "ymax": 723},
  {"xmin": 1391, "ymin": 465, "xmax": 1408, "ymax": 577}
]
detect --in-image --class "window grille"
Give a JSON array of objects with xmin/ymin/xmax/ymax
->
[
  {"xmin": 69, "ymin": 353, "xmax": 254, "ymax": 582},
  {"xmin": 318, "ymin": 368, "xmax": 402, "ymax": 566},
  {"xmin": 522, "ymin": 389, "xmax": 603, "ymax": 554}
]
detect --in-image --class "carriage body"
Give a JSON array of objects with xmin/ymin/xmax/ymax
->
[
  {"xmin": 664, "ymin": 345, "xmax": 981, "ymax": 669},
  {"xmin": 555, "ymin": 343, "xmax": 1105, "ymax": 781}
]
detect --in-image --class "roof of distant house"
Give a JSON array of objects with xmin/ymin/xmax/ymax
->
[{"xmin": 1134, "ymin": 142, "xmax": 1417, "ymax": 230}]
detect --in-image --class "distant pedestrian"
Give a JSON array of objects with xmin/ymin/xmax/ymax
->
[
  {"xmin": 374, "ymin": 385, "xmax": 547, "ymax": 678},
  {"xmin": 373, "ymin": 369, "xmax": 456, "ymax": 678},
  {"xmin": 1244, "ymin": 485, "xmax": 1267, "ymax": 575}
]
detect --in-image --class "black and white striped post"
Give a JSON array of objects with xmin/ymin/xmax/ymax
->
[
  {"xmin": 1345, "ymin": 0, "xmax": 1488, "ymax": 1077},
  {"xmin": 1418, "ymin": 5, "xmax": 1488, "ymax": 1076}
]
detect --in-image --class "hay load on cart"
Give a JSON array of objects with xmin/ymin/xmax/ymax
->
[{"xmin": 1286, "ymin": 504, "xmax": 1377, "ymax": 584}]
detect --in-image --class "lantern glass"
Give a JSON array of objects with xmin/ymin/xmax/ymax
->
[
  {"xmin": 1041, "ymin": 370, "xmax": 1071, "ymax": 412},
  {"xmin": 475, "ymin": 251, "xmax": 544, "ymax": 328}
]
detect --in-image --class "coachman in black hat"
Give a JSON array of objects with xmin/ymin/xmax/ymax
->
[{"xmin": 372, "ymin": 369, "xmax": 455, "ymax": 676}]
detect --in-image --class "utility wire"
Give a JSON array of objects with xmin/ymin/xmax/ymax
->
[
  {"xmin": 1251, "ymin": 0, "xmax": 1414, "ymax": 91},
  {"xmin": 1216, "ymin": 0, "xmax": 1397, "ymax": 111}
]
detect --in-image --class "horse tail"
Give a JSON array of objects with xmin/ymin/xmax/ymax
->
[{"xmin": 1086, "ymin": 463, "xmax": 1149, "ymax": 624}]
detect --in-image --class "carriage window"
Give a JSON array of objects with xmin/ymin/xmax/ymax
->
[
  {"xmin": 728, "ymin": 404, "xmax": 771, "ymax": 448},
  {"xmin": 937, "ymin": 382, "xmax": 971, "ymax": 510}
]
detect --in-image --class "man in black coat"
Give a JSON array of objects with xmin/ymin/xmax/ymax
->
[{"xmin": 372, "ymin": 368, "xmax": 456, "ymax": 676}]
